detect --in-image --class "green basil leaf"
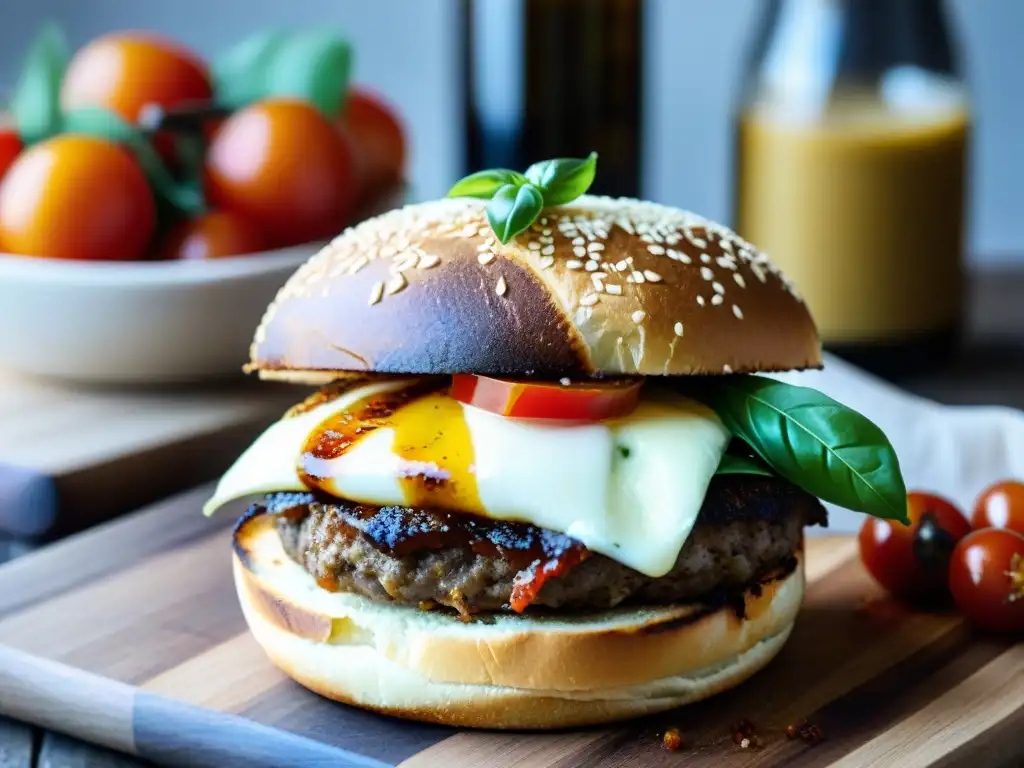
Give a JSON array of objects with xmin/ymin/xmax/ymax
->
[
  {"xmin": 448, "ymin": 169, "xmax": 527, "ymax": 200},
  {"xmin": 11, "ymin": 23, "xmax": 68, "ymax": 145},
  {"xmin": 62, "ymin": 108, "xmax": 205, "ymax": 215},
  {"xmin": 486, "ymin": 183, "xmax": 543, "ymax": 244},
  {"xmin": 702, "ymin": 375, "xmax": 909, "ymax": 523},
  {"xmin": 212, "ymin": 29, "xmax": 287, "ymax": 109},
  {"xmin": 263, "ymin": 31, "xmax": 351, "ymax": 117},
  {"xmin": 525, "ymin": 151, "xmax": 598, "ymax": 206},
  {"xmin": 715, "ymin": 453, "xmax": 776, "ymax": 478}
]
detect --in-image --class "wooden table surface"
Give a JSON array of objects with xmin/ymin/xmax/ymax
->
[{"xmin": 1, "ymin": 268, "xmax": 1022, "ymax": 768}]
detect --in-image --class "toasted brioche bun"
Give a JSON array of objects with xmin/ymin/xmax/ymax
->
[
  {"xmin": 248, "ymin": 196, "xmax": 821, "ymax": 385},
  {"xmin": 232, "ymin": 511, "xmax": 805, "ymax": 728}
]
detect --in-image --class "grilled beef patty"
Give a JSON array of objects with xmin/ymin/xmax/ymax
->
[{"xmin": 265, "ymin": 475, "xmax": 825, "ymax": 615}]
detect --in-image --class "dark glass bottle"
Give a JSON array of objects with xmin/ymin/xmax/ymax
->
[
  {"xmin": 461, "ymin": 0, "xmax": 643, "ymax": 198},
  {"xmin": 732, "ymin": 0, "xmax": 971, "ymax": 378}
]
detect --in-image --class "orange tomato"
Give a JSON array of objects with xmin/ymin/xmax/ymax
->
[
  {"xmin": 0, "ymin": 130, "xmax": 22, "ymax": 182},
  {"xmin": 156, "ymin": 211, "xmax": 267, "ymax": 260},
  {"xmin": 0, "ymin": 135, "xmax": 156, "ymax": 260},
  {"xmin": 972, "ymin": 480, "xmax": 1024, "ymax": 536},
  {"xmin": 858, "ymin": 491, "xmax": 971, "ymax": 603},
  {"xmin": 205, "ymin": 98, "xmax": 356, "ymax": 247},
  {"xmin": 61, "ymin": 33, "xmax": 212, "ymax": 123},
  {"xmin": 949, "ymin": 528, "xmax": 1024, "ymax": 634},
  {"xmin": 341, "ymin": 86, "xmax": 406, "ymax": 196}
]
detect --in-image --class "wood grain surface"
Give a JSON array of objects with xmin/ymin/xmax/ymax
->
[
  {"xmin": 0, "ymin": 486, "xmax": 1019, "ymax": 768},
  {"xmin": 0, "ymin": 374, "xmax": 302, "ymax": 539}
]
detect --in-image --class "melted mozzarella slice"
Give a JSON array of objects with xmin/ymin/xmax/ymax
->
[{"xmin": 204, "ymin": 382, "xmax": 731, "ymax": 577}]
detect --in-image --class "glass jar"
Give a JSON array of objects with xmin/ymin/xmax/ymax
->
[{"xmin": 732, "ymin": 0, "xmax": 971, "ymax": 377}]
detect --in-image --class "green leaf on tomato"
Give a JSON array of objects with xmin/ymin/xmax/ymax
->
[
  {"xmin": 699, "ymin": 375, "xmax": 909, "ymax": 523},
  {"xmin": 212, "ymin": 29, "xmax": 287, "ymax": 110},
  {"xmin": 486, "ymin": 183, "xmax": 544, "ymax": 244},
  {"xmin": 263, "ymin": 31, "xmax": 352, "ymax": 118},
  {"xmin": 61, "ymin": 108, "xmax": 205, "ymax": 215},
  {"xmin": 11, "ymin": 23, "xmax": 68, "ymax": 145}
]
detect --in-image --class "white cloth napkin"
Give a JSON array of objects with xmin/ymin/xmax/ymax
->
[{"xmin": 768, "ymin": 352, "xmax": 1024, "ymax": 533}]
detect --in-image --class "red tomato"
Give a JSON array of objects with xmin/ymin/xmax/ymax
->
[
  {"xmin": 949, "ymin": 528, "xmax": 1024, "ymax": 633},
  {"xmin": 972, "ymin": 480, "xmax": 1024, "ymax": 536},
  {"xmin": 0, "ymin": 130, "xmax": 22, "ymax": 182},
  {"xmin": 155, "ymin": 211, "xmax": 267, "ymax": 260},
  {"xmin": 450, "ymin": 374, "xmax": 643, "ymax": 421},
  {"xmin": 205, "ymin": 98, "xmax": 356, "ymax": 247},
  {"xmin": 341, "ymin": 86, "xmax": 406, "ymax": 197},
  {"xmin": 0, "ymin": 135, "xmax": 155, "ymax": 260},
  {"xmin": 858, "ymin": 491, "xmax": 971, "ymax": 603},
  {"xmin": 61, "ymin": 33, "xmax": 212, "ymax": 123}
]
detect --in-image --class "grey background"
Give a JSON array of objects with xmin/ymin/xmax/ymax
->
[{"xmin": 1, "ymin": 0, "xmax": 1019, "ymax": 264}]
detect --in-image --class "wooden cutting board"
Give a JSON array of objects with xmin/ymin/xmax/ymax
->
[
  {"xmin": 0, "ymin": 486, "xmax": 1019, "ymax": 768},
  {"xmin": 0, "ymin": 373, "xmax": 303, "ymax": 539}
]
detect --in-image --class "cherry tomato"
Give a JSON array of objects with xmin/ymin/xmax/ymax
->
[
  {"xmin": 858, "ymin": 491, "xmax": 971, "ymax": 603},
  {"xmin": 340, "ymin": 86, "xmax": 406, "ymax": 196},
  {"xmin": 949, "ymin": 528, "xmax": 1024, "ymax": 633},
  {"xmin": 0, "ymin": 129, "xmax": 22, "ymax": 182},
  {"xmin": 0, "ymin": 135, "xmax": 155, "ymax": 261},
  {"xmin": 205, "ymin": 98, "xmax": 356, "ymax": 247},
  {"xmin": 972, "ymin": 480, "xmax": 1024, "ymax": 536},
  {"xmin": 61, "ymin": 33, "xmax": 212, "ymax": 123},
  {"xmin": 155, "ymin": 211, "xmax": 268, "ymax": 260},
  {"xmin": 450, "ymin": 374, "xmax": 643, "ymax": 421}
]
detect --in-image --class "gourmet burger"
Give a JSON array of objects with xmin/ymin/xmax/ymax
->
[{"xmin": 204, "ymin": 155, "xmax": 907, "ymax": 729}]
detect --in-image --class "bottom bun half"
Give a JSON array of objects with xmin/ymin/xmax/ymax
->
[{"xmin": 232, "ymin": 511, "xmax": 805, "ymax": 729}]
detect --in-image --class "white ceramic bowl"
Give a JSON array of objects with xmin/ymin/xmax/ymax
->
[{"xmin": 0, "ymin": 245, "xmax": 314, "ymax": 384}]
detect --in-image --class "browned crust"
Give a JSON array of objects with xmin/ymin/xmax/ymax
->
[
  {"xmin": 232, "ymin": 510, "xmax": 804, "ymax": 693},
  {"xmin": 248, "ymin": 197, "xmax": 822, "ymax": 382}
]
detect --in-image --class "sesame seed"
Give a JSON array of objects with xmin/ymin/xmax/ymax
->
[
  {"xmin": 542, "ymin": 228, "xmax": 552, "ymax": 236},
  {"xmin": 601, "ymin": 262, "xmax": 614, "ymax": 273},
  {"xmin": 640, "ymin": 234, "xmax": 655, "ymax": 244},
  {"xmin": 528, "ymin": 241, "xmax": 541, "ymax": 251},
  {"xmin": 644, "ymin": 270, "xmax": 662, "ymax": 283},
  {"xmin": 588, "ymin": 242, "xmax": 604, "ymax": 252},
  {"xmin": 392, "ymin": 253, "xmax": 418, "ymax": 272},
  {"xmin": 751, "ymin": 263, "xmax": 768, "ymax": 283},
  {"xmin": 631, "ymin": 271, "xmax": 645, "ymax": 283},
  {"xmin": 615, "ymin": 259, "xmax": 629, "ymax": 272},
  {"xmin": 540, "ymin": 235, "xmax": 554, "ymax": 245},
  {"xmin": 477, "ymin": 242, "xmax": 490, "ymax": 252},
  {"xmin": 734, "ymin": 273, "xmax": 747, "ymax": 288},
  {"xmin": 700, "ymin": 253, "xmax": 712, "ymax": 264},
  {"xmin": 541, "ymin": 245, "xmax": 555, "ymax": 256},
  {"xmin": 733, "ymin": 304, "xmax": 744, "ymax": 319},
  {"xmin": 717, "ymin": 256, "xmax": 737, "ymax": 270},
  {"xmin": 647, "ymin": 244, "xmax": 665, "ymax": 255},
  {"xmin": 700, "ymin": 267, "xmax": 715, "ymax": 281},
  {"xmin": 385, "ymin": 273, "xmax": 406, "ymax": 295},
  {"xmin": 674, "ymin": 322, "xmax": 685, "ymax": 337},
  {"xmin": 579, "ymin": 293, "xmax": 599, "ymax": 306},
  {"xmin": 573, "ymin": 246, "xmax": 586, "ymax": 258},
  {"xmin": 495, "ymin": 276, "xmax": 508, "ymax": 296},
  {"xmin": 606, "ymin": 283, "xmax": 623, "ymax": 295},
  {"xmin": 566, "ymin": 259, "xmax": 583, "ymax": 270},
  {"xmin": 720, "ymin": 239, "xmax": 734, "ymax": 253},
  {"xmin": 713, "ymin": 281, "xmax": 725, "ymax": 295},
  {"xmin": 418, "ymin": 253, "xmax": 440, "ymax": 269},
  {"xmin": 348, "ymin": 255, "xmax": 369, "ymax": 274},
  {"xmin": 585, "ymin": 260, "xmax": 599, "ymax": 272},
  {"xmin": 632, "ymin": 310, "xmax": 646, "ymax": 324},
  {"xmin": 712, "ymin": 294, "xmax": 724, "ymax": 306},
  {"xmin": 572, "ymin": 237, "xmax": 585, "ymax": 246},
  {"xmin": 692, "ymin": 236, "xmax": 708, "ymax": 248},
  {"xmin": 540, "ymin": 217, "xmax": 548, "ymax": 225},
  {"xmin": 368, "ymin": 281, "xmax": 384, "ymax": 305},
  {"xmin": 478, "ymin": 251, "xmax": 495, "ymax": 265},
  {"xmin": 540, "ymin": 256, "xmax": 555, "ymax": 269},
  {"xmin": 697, "ymin": 295, "xmax": 706, "ymax": 306},
  {"xmin": 619, "ymin": 220, "xmax": 635, "ymax": 235},
  {"xmin": 591, "ymin": 273, "xmax": 606, "ymax": 290}
]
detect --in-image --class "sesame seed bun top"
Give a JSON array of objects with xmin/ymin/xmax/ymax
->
[{"xmin": 248, "ymin": 196, "xmax": 822, "ymax": 382}]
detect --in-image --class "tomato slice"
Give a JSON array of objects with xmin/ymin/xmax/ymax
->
[{"xmin": 450, "ymin": 374, "xmax": 643, "ymax": 421}]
